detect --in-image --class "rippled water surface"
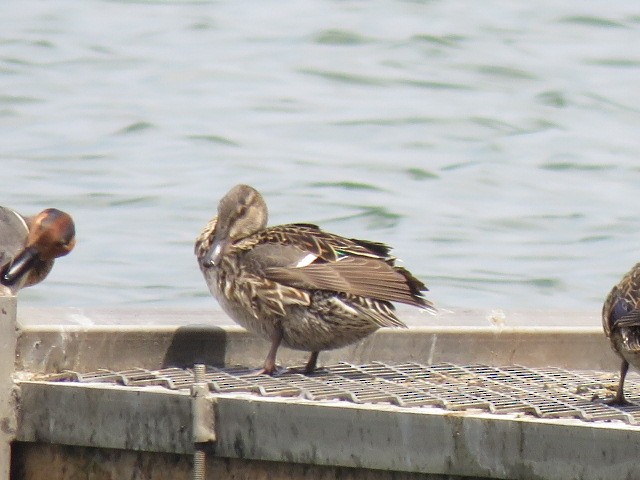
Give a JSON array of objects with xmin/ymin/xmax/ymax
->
[{"xmin": 2, "ymin": 1, "xmax": 640, "ymax": 313}]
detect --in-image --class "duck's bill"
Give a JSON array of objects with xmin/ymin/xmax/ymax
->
[
  {"xmin": 1, "ymin": 246, "xmax": 38, "ymax": 286},
  {"xmin": 204, "ymin": 240, "xmax": 227, "ymax": 267}
]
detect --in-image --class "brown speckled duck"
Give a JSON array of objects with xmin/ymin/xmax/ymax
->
[
  {"xmin": 195, "ymin": 184, "xmax": 435, "ymax": 374},
  {"xmin": 0, "ymin": 208, "xmax": 75, "ymax": 293},
  {"xmin": 602, "ymin": 262, "xmax": 640, "ymax": 405}
]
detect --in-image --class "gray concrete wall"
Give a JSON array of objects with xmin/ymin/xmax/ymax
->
[{"xmin": 12, "ymin": 443, "xmax": 488, "ymax": 480}]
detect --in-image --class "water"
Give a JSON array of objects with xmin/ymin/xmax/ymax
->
[{"xmin": 1, "ymin": 1, "xmax": 640, "ymax": 313}]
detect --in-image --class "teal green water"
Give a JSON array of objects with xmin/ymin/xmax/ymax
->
[{"xmin": 1, "ymin": 1, "xmax": 640, "ymax": 312}]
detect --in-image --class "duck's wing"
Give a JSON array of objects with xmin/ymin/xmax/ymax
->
[
  {"xmin": 605, "ymin": 295, "xmax": 640, "ymax": 352},
  {"xmin": 0, "ymin": 207, "xmax": 31, "ymax": 291},
  {"xmin": 266, "ymin": 256, "xmax": 431, "ymax": 309},
  {"xmin": 0, "ymin": 207, "xmax": 29, "ymax": 252},
  {"xmin": 603, "ymin": 264, "xmax": 640, "ymax": 337},
  {"xmin": 241, "ymin": 225, "xmax": 434, "ymax": 311},
  {"xmin": 609, "ymin": 296, "xmax": 640, "ymax": 329}
]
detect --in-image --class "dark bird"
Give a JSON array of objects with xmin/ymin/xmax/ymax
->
[
  {"xmin": 0, "ymin": 208, "xmax": 75, "ymax": 293},
  {"xmin": 602, "ymin": 263, "xmax": 640, "ymax": 405},
  {"xmin": 195, "ymin": 184, "xmax": 435, "ymax": 375}
]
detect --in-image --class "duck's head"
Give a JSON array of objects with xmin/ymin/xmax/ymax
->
[
  {"xmin": 2, "ymin": 208, "xmax": 75, "ymax": 286},
  {"xmin": 203, "ymin": 184, "xmax": 267, "ymax": 266}
]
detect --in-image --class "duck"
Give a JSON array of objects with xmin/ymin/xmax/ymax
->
[
  {"xmin": 0, "ymin": 208, "xmax": 76, "ymax": 293},
  {"xmin": 195, "ymin": 184, "xmax": 435, "ymax": 375},
  {"xmin": 602, "ymin": 262, "xmax": 640, "ymax": 405}
]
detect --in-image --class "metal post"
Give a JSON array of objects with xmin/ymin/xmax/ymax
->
[
  {"xmin": 0, "ymin": 296, "xmax": 18, "ymax": 479},
  {"xmin": 192, "ymin": 363, "xmax": 215, "ymax": 480}
]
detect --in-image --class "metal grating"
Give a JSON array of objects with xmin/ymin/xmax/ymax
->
[{"xmin": 43, "ymin": 362, "xmax": 640, "ymax": 425}]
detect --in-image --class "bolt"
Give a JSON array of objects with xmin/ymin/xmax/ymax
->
[
  {"xmin": 194, "ymin": 363, "xmax": 206, "ymax": 384},
  {"xmin": 193, "ymin": 449, "xmax": 206, "ymax": 480},
  {"xmin": 192, "ymin": 363, "xmax": 208, "ymax": 480}
]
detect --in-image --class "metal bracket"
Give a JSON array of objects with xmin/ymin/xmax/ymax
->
[
  {"xmin": 191, "ymin": 363, "xmax": 216, "ymax": 444},
  {"xmin": 0, "ymin": 296, "xmax": 18, "ymax": 480},
  {"xmin": 191, "ymin": 364, "xmax": 216, "ymax": 480}
]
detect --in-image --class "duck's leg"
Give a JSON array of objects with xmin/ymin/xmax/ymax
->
[
  {"xmin": 304, "ymin": 351, "xmax": 320, "ymax": 374},
  {"xmin": 260, "ymin": 327, "xmax": 283, "ymax": 375},
  {"xmin": 608, "ymin": 359, "xmax": 631, "ymax": 405}
]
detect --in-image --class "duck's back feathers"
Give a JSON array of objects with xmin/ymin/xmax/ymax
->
[
  {"xmin": 234, "ymin": 223, "xmax": 433, "ymax": 312},
  {"xmin": 240, "ymin": 224, "xmax": 392, "ymax": 262}
]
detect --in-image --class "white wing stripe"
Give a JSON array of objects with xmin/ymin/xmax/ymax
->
[{"xmin": 295, "ymin": 253, "xmax": 317, "ymax": 268}]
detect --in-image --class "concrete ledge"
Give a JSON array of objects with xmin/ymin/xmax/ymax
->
[
  {"xmin": 14, "ymin": 307, "xmax": 618, "ymax": 374},
  {"xmin": 213, "ymin": 395, "xmax": 640, "ymax": 480},
  {"xmin": 16, "ymin": 382, "xmax": 194, "ymax": 454},
  {"xmin": 14, "ymin": 381, "xmax": 640, "ymax": 480}
]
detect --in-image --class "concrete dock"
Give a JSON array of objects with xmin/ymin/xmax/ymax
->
[{"xmin": 4, "ymin": 298, "xmax": 639, "ymax": 480}]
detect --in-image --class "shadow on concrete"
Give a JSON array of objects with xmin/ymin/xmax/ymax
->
[{"xmin": 162, "ymin": 325, "xmax": 228, "ymax": 369}]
